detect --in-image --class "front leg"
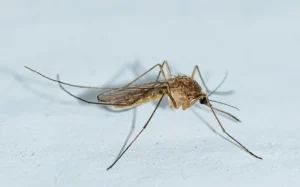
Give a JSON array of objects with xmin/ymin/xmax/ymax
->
[
  {"xmin": 164, "ymin": 82, "xmax": 177, "ymax": 108},
  {"xmin": 156, "ymin": 60, "xmax": 172, "ymax": 81}
]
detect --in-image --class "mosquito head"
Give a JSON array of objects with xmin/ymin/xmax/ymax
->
[{"xmin": 199, "ymin": 96, "xmax": 209, "ymax": 105}]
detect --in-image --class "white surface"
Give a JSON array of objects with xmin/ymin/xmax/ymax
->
[{"xmin": 1, "ymin": 1, "xmax": 300, "ymax": 186}]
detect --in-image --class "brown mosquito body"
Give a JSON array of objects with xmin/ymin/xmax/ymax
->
[
  {"xmin": 24, "ymin": 61, "xmax": 262, "ymax": 170},
  {"xmin": 99, "ymin": 75, "xmax": 204, "ymax": 110}
]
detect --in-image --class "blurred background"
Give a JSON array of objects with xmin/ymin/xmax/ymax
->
[{"xmin": 1, "ymin": 1, "xmax": 300, "ymax": 186}]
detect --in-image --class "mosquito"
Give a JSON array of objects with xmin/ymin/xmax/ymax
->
[{"xmin": 24, "ymin": 61, "xmax": 262, "ymax": 170}]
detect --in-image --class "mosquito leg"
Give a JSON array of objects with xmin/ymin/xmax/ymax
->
[
  {"xmin": 207, "ymin": 101, "xmax": 262, "ymax": 160},
  {"xmin": 156, "ymin": 60, "xmax": 172, "ymax": 81},
  {"xmin": 191, "ymin": 65, "xmax": 234, "ymax": 96},
  {"xmin": 153, "ymin": 61, "xmax": 175, "ymax": 102},
  {"xmin": 191, "ymin": 65, "xmax": 210, "ymax": 92},
  {"xmin": 57, "ymin": 75, "xmax": 131, "ymax": 106},
  {"xmin": 107, "ymin": 94, "xmax": 165, "ymax": 170},
  {"xmin": 116, "ymin": 108, "xmax": 137, "ymax": 158},
  {"xmin": 166, "ymin": 92, "xmax": 177, "ymax": 108},
  {"xmin": 25, "ymin": 62, "xmax": 168, "ymax": 91},
  {"xmin": 124, "ymin": 63, "xmax": 167, "ymax": 87},
  {"xmin": 212, "ymin": 107, "xmax": 241, "ymax": 122},
  {"xmin": 155, "ymin": 61, "xmax": 177, "ymax": 108},
  {"xmin": 98, "ymin": 63, "xmax": 168, "ymax": 97},
  {"xmin": 24, "ymin": 66, "xmax": 115, "ymax": 89}
]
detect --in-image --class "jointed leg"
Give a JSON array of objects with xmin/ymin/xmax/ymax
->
[
  {"xmin": 191, "ymin": 65, "xmax": 210, "ymax": 93},
  {"xmin": 206, "ymin": 100, "xmax": 262, "ymax": 160},
  {"xmin": 212, "ymin": 107, "xmax": 241, "ymax": 122},
  {"xmin": 107, "ymin": 94, "xmax": 165, "ymax": 170},
  {"xmin": 116, "ymin": 108, "xmax": 137, "ymax": 158},
  {"xmin": 25, "ymin": 63, "xmax": 168, "ymax": 90},
  {"xmin": 154, "ymin": 61, "xmax": 174, "ymax": 104},
  {"xmin": 98, "ymin": 63, "xmax": 168, "ymax": 97},
  {"xmin": 191, "ymin": 65, "xmax": 233, "ymax": 96},
  {"xmin": 156, "ymin": 61, "xmax": 172, "ymax": 81},
  {"xmin": 24, "ymin": 66, "xmax": 114, "ymax": 89},
  {"xmin": 123, "ymin": 63, "xmax": 168, "ymax": 87}
]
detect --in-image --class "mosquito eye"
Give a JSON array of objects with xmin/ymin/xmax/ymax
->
[{"xmin": 200, "ymin": 98, "xmax": 207, "ymax": 104}]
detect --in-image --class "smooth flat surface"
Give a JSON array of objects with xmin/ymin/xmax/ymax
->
[{"xmin": 1, "ymin": 1, "xmax": 300, "ymax": 186}]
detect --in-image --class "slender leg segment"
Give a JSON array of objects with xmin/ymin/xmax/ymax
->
[
  {"xmin": 25, "ymin": 64, "xmax": 168, "ymax": 105},
  {"xmin": 24, "ymin": 66, "xmax": 113, "ymax": 89},
  {"xmin": 125, "ymin": 63, "xmax": 168, "ymax": 87},
  {"xmin": 116, "ymin": 108, "xmax": 137, "ymax": 158},
  {"xmin": 56, "ymin": 75, "xmax": 117, "ymax": 105},
  {"xmin": 153, "ymin": 61, "xmax": 176, "ymax": 107},
  {"xmin": 107, "ymin": 94, "xmax": 165, "ymax": 170},
  {"xmin": 156, "ymin": 60, "xmax": 172, "ymax": 81},
  {"xmin": 191, "ymin": 66, "xmax": 234, "ymax": 96},
  {"xmin": 212, "ymin": 107, "xmax": 241, "ymax": 122},
  {"xmin": 25, "ymin": 63, "xmax": 168, "ymax": 90},
  {"xmin": 207, "ymin": 101, "xmax": 262, "ymax": 160},
  {"xmin": 99, "ymin": 63, "xmax": 168, "ymax": 97},
  {"xmin": 191, "ymin": 65, "xmax": 210, "ymax": 92}
]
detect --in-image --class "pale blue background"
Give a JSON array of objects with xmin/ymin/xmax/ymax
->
[{"xmin": 1, "ymin": 1, "xmax": 300, "ymax": 186}]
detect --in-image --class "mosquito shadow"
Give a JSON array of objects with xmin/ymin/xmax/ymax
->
[
  {"xmin": 190, "ymin": 107, "xmax": 244, "ymax": 150},
  {"xmin": 115, "ymin": 108, "xmax": 137, "ymax": 160}
]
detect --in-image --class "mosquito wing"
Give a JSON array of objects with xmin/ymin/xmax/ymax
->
[{"xmin": 97, "ymin": 81, "xmax": 167, "ymax": 108}]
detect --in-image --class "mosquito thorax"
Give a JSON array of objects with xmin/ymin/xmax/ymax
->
[{"xmin": 167, "ymin": 75, "xmax": 202, "ymax": 109}]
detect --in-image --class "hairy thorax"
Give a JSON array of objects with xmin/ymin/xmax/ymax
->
[{"xmin": 167, "ymin": 75, "xmax": 203, "ymax": 110}]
